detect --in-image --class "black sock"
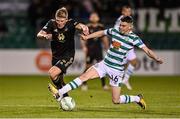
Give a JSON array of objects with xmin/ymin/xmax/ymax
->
[
  {"xmin": 52, "ymin": 75, "xmax": 62, "ymax": 89},
  {"xmin": 52, "ymin": 74, "xmax": 69, "ymax": 97}
]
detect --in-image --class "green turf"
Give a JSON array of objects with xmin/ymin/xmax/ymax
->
[{"xmin": 0, "ymin": 75, "xmax": 180, "ymax": 118}]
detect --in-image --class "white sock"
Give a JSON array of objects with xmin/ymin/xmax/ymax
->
[
  {"xmin": 123, "ymin": 64, "xmax": 135, "ymax": 83},
  {"xmin": 119, "ymin": 95, "xmax": 140, "ymax": 104},
  {"xmin": 58, "ymin": 77, "xmax": 83, "ymax": 95}
]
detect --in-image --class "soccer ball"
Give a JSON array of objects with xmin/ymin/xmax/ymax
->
[{"xmin": 60, "ymin": 96, "xmax": 76, "ymax": 111}]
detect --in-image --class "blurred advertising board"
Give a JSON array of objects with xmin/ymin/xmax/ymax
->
[{"xmin": 0, "ymin": 50, "xmax": 179, "ymax": 75}]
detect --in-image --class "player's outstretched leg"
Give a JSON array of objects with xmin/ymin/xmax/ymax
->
[
  {"xmin": 58, "ymin": 77, "xmax": 83, "ymax": 97},
  {"xmin": 55, "ymin": 66, "xmax": 100, "ymax": 101}
]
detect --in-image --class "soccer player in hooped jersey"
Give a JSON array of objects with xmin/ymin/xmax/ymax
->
[
  {"xmin": 114, "ymin": 5, "xmax": 137, "ymax": 90},
  {"xmin": 37, "ymin": 7, "xmax": 89, "ymax": 98},
  {"xmin": 49, "ymin": 16, "xmax": 163, "ymax": 109}
]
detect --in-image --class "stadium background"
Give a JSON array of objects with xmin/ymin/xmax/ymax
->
[
  {"xmin": 0, "ymin": 0, "xmax": 180, "ymax": 118},
  {"xmin": 0, "ymin": 0, "xmax": 180, "ymax": 75}
]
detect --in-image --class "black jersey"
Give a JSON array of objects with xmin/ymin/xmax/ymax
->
[
  {"xmin": 86, "ymin": 23, "xmax": 104, "ymax": 52},
  {"xmin": 42, "ymin": 19, "xmax": 79, "ymax": 59}
]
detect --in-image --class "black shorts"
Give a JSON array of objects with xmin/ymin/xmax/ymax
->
[
  {"xmin": 52, "ymin": 55, "xmax": 74, "ymax": 74},
  {"xmin": 86, "ymin": 52, "xmax": 103, "ymax": 64}
]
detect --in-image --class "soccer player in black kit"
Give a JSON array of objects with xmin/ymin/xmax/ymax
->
[
  {"xmin": 37, "ymin": 7, "xmax": 89, "ymax": 99},
  {"xmin": 81, "ymin": 12, "xmax": 109, "ymax": 91}
]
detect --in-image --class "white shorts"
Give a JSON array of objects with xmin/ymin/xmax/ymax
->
[
  {"xmin": 124, "ymin": 49, "xmax": 136, "ymax": 63},
  {"xmin": 93, "ymin": 61, "xmax": 124, "ymax": 87}
]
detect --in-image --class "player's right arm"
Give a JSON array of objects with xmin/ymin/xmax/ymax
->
[
  {"xmin": 37, "ymin": 30, "xmax": 52, "ymax": 40},
  {"xmin": 37, "ymin": 19, "xmax": 53, "ymax": 40}
]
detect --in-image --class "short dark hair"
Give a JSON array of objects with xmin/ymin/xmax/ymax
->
[
  {"xmin": 121, "ymin": 16, "xmax": 133, "ymax": 24},
  {"xmin": 122, "ymin": 5, "xmax": 131, "ymax": 9},
  {"xmin": 120, "ymin": 5, "xmax": 132, "ymax": 13}
]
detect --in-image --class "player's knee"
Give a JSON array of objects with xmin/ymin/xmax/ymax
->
[
  {"xmin": 48, "ymin": 69, "xmax": 57, "ymax": 80},
  {"xmin": 48, "ymin": 71, "xmax": 54, "ymax": 80},
  {"xmin": 48, "ymin": 66, "xmax": 61, "ymax": 80}
]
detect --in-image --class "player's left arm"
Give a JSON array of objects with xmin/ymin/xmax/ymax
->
[
  {"xmin": 75, "ymin": 23, "xmax": 89, "ymax": 35},
  {"xmin": 37, "ymin": 19, "xmax": 54, "ymax": 40},
  {"xmin": 141, "ymin": 46, "xmax": 163, "ymax": 64},
  {"xmin": 134, "ymin": 36, "xmax": 163, "ymax": 64}
]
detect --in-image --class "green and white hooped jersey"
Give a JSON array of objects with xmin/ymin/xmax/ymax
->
[{"xmin": 103, "ymin": 28, "xmax": 145, "ymax": 71}]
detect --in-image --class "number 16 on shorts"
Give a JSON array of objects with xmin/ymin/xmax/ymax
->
[{"xmin": 109, "ymin": 74, "xmax": 123, "ymax": 87}]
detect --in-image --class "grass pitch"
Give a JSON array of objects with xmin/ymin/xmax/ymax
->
[{"xmin": 0, "ymin": 75, "xmax": 180, "ymax": 118}]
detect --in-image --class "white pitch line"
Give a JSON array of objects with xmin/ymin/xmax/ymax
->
[
  {"xmin": 0, "ymin": 104, "xmax": 57, "ymax": 108},
  {"xmin": 0, "ymin": 104, "xmax": 180, "ymax": 108}
]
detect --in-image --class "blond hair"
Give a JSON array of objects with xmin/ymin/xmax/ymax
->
[{"xmin": 55, "ymin": 7, "xmax": 68, "ymax": 19}]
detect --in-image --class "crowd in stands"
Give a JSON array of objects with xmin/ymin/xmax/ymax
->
[
  {"xmin": 27, "ymin": 0, "xmax": 180, "ymax": 27},
  {"xmin": 0, "ymin": 0, "xmax": 180, "ymax": 49}
]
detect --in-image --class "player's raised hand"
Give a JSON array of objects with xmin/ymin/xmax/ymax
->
[
  {"xmin": 79, "ymin": 24, "xmax": 89, "ymax": 35},
  {"xmin": 82, "ymin": 26, "xmax": 89, "ymax": 35},
  {"xmin": 156, "ymin": 57, "xmax": 163, "ymax": 64}
]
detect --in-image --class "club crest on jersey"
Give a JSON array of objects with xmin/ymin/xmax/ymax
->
[
  {"xmin": 112, "ymin": 41, "xmax": 121, "ymax": 49},
  {"xmin": 58, "ymin": 33, "xmax": 65, "ymax": 43}
]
